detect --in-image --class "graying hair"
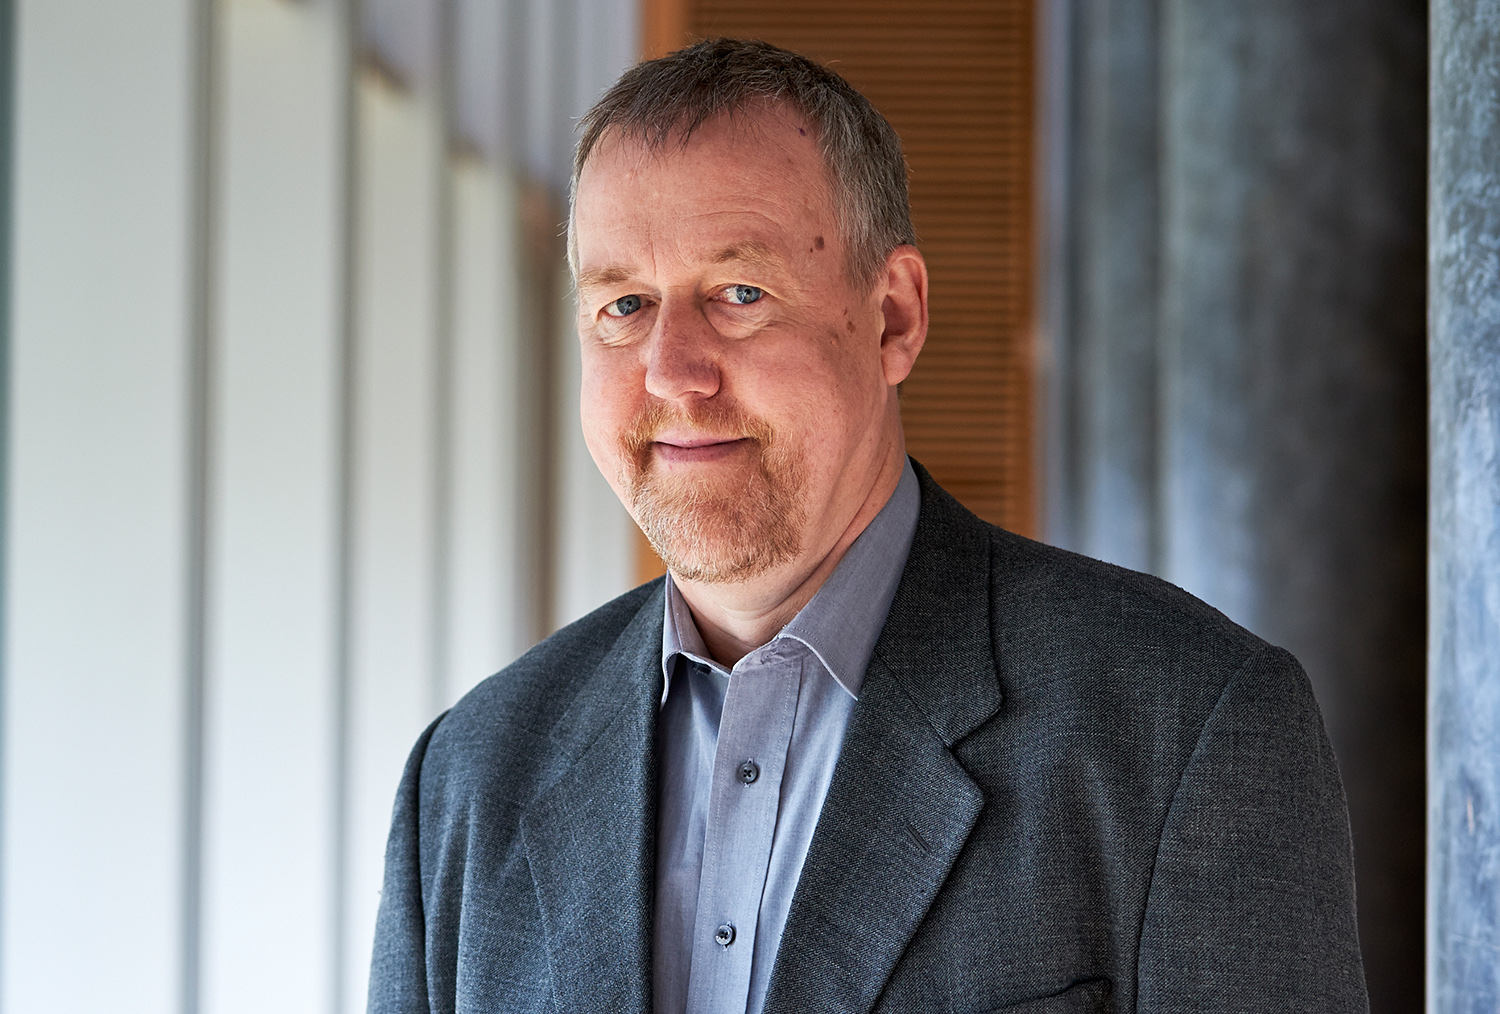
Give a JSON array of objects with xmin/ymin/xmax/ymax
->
[{"xmin": 568, "ymin": 38, "xmax": 916, "ymax": 287}]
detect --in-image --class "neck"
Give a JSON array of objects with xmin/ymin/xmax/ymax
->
[{"xmin": 673, "ymin": 434, "xmax": 908, "ymax": 667}]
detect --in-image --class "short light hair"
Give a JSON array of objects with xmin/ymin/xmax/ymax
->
[{"xmin": 569, "ymin": 38, "xmax": 916, "ymax": 287}]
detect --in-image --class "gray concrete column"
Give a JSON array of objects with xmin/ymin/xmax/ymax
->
[
  {"xmin": 1042, "ymin": 0, "xmax": 1162, "ymax": 567},
  {"xmin": 1156, "ymin": 2, "xmax": 1428, "ymax": 1010},
  {"xmin": 1046, "ymin": 2, "xmax": 1427, "ymax": 1004},
  {"xmin": 1073, "ymin": 0, "xmax": 1162, "ymax": 573},
  {"xmin": 1427, "ymin": 2, "xmax": 1500, "ymax": 1009}
]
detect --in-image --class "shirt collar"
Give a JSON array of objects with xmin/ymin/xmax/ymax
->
[{"xmin": 660, "ymin": 458, "xmax": 921, "ymax": 704}]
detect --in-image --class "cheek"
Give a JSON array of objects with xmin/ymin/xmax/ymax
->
[
  {"xmin": 831, "ymin": 310, "xmax": 892, "ymax": 415},
  {"xmin": 578, "ymin": 347, "xmax": 639, "ymax": 473},
  {"xmin": 790, "ymin": 323, "xmax": 891, "ymax": 460},
  {"xmin": 812, "ymin": 312, "xmax": 888, "ymax": 403},
  {"xmin": 741, "ymin": 345, "xmax": 862, "ymax": 455}
]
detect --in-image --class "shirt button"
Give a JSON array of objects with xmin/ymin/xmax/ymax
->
[
  {"xmin": 737, "ymin": 759, "xmax": 760, "ymax": 784},
  {"xmin": 715, "ymin": 923, "xmax": 736, "ymax": 947}
]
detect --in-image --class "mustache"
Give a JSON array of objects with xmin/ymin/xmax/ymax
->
[{"xmin": 620, "ymin": 399, "xmax": 775, "ymax": 462}]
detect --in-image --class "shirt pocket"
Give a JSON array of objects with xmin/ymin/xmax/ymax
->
[{"xmin": 971, "ymin": 977, "xmax": 1112, "ymax": 1014}]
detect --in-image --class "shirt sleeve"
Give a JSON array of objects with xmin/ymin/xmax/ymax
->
[{"xmin": 1136, "ymin": 645, "xmax": 1370, "ymax": 1013}]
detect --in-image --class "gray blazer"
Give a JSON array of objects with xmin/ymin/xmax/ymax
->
[{"xmin": 369, "ymin": 464, "xmax": 1369, "ymax": 1014}]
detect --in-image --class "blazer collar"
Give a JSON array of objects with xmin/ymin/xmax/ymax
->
[
  {"xmin": 764, "ymin": 460, "xmax": 1002, "ymax": 1014},
  {"xmin": 869, "ymin": 459, "xmax": 1003, "ymax": 746},
  {"xmin": 520, "ymin": 581, "xmax": 666, "ymax": 1014}
]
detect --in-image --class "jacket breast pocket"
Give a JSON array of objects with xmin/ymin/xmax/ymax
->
[{"xmin": 974, "ymin": 977, "xmax": 1112, "ymax": 1014}]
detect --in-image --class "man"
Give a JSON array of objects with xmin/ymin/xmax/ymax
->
[{"xmin": 369, "ymin": 39, "xmax": 1368, "ymax": 1014}]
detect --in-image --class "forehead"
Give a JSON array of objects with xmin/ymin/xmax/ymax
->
[{"xmin": 573, "ymin": 107, "xmax": 838, "ymax": 270}]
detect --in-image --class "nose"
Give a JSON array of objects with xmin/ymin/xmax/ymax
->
[{"xmin": 644, "ymin": 300, "xmax": 720, "ymax": 403}]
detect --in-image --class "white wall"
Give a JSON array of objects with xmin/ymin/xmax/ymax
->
[
  {"xmin": 3, "ymin": 0, "xmax": 200, "ymax": 1010},
  {"xmin": 445, "ymin": 157, "xmax": 528, "ymax": 703},
  {"xmin": 343, "ymin": 66, "xmax": 446, "ymax": 1011},
  {"xmin": 0, "ymin": 0, "xmax": 639, "ymax": 1011},
  {"xmin": 200, "ymin": 1, "xmax": 347, "ymax": 1012}
]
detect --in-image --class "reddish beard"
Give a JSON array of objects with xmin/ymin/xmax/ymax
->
[{"xmin": 619, "ymin": 399, "xmax": 805, "ymax": 583}]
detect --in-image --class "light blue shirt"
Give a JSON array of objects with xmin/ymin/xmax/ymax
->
[{"xmin": 653, "ymin": 459, "xmax": 921, "ymax": 1014}]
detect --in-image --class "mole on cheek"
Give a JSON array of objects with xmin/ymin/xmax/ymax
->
[{"xmin": 814, "ymin": 235, "xmax": 825, "ymax": 250}]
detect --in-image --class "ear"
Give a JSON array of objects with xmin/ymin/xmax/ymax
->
[{"xmin": 877, "ymin": 245, "xmax": 929, "ymax": 387}]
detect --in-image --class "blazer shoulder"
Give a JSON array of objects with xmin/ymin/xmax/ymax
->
[
  {"xmin": 999, "ymin": 527, "xmax": 1257, "ymax": 637},
  {"xmin": 983, "ymin": 524, "xmax": 1270, "ymax": 697},
  {"xmin": 905, "ymin": 460, "xmax": 1269, "ymax": 699},
  {"xmin": 420, "ymin": 578, "xmax": 664, "ymax": 782},
  {"xmin": 451, "ymin": 576, "xmax": 661, "ymax": 731}
]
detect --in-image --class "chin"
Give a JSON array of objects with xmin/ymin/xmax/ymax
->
[
  {"xmin": 654, "ymin": 529, "xmax": 795, "ymax": 585},
  {"xmin": 613, "ymin": 399, "xmax": 809, "ymax": 582},
  {"xmin": 628, "ymin": 463, "xmax": 805, "ymax": 585}
]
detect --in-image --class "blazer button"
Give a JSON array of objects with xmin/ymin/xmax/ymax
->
[
  {"xmin": 715, "ymin": 923, "xmax": 736, "ymax": 947},
  {"xmin": 737, "ymin": 760, "xmax": 759, "ymax": 784}
]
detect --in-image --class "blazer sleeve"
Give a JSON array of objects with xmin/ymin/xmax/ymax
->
[
  {"xmin": 1136, "ymin": 646, "xmax": 1370, "ymax": 1013},
  {"xmin": 367, "ymin": 715, "xmax": 445, "ymax": 1014}
]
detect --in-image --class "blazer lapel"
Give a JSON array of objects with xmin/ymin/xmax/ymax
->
[
  {"xmin": 763, "ymin": 463, "xmax": 1003, "ymax": 1014},
  {"xmin": 521, "ymin": 585, "xmax": 665, "ymax": 1014}
]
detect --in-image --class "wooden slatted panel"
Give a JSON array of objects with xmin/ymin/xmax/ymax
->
[
  {"xmin": 633, "ymin": 0, "xmax": 1037, "ymax": 582},
  {"xmin": 689, "ymin": 2, "xmax": 1037, "ymax": 537}
]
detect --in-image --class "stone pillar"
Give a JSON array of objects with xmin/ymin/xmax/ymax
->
[
  {"xmin": 1073, "ymin": 0, "xmax": 1162, "ymax": 573},
  {"xmin": 1042, "ymin": 0, "xmax": 1163, "ymax": 567},
  {"xmin": 1048, "ymin": 1, "xmax": 1428, "ymax": 1008},
  {"xmin": 1157, "ymin": 5, "xmax": 1428, "ymax": 1010},
  {"xmin": 1427, "ymin": 2, "xmax": 1500, "ymax": 1009}
]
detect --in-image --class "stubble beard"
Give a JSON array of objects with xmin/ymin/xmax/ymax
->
[{"xmin": 620, "ymin": 400, "xmax": 806, "ymax": 584}]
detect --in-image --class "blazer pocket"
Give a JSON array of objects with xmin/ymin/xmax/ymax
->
[{"xmin": 975, "ymin": 977, "xmax": 1112, "ymax": 1014}]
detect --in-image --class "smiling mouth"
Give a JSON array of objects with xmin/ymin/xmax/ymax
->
[{"xmin": 650, "ymin": 437, "xmax": 753, "ymax": 465}]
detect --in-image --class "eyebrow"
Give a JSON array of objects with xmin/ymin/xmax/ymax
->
[
  {"xmin": 576, "ymin": 241, "xmax": 790, "ymax": 293},
  {"xmin": 711, "ymin": 241, "xmax": 786, "ymax": 270},
  {"xmin": 576, "ymin": 265, "xmax": 635, "ymax": 291}
]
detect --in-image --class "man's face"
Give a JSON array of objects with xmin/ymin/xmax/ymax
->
[{"xmin": 573, "ymin": 105, "xmax": 906, "ymax": 585}]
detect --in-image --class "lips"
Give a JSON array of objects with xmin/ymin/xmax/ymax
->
[
  {"xmin": 652, "ymin": 431, "xmax": 743, "ymax": 448},
  {"xmin": 650, "ymin": 436, "xmax": 753, "ymax": 465},
  {"xmin": 619, "ymin": 399, "xmax": 774, "ymax": 471}
]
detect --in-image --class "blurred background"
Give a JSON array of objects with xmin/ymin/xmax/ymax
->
[{"xmin": 1, "ymin": 0, "xmax": 1496, "ymax": 1012}]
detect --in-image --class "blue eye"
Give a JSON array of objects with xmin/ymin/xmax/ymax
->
[
  {"xmin": 604, "ymin": 294, "xmax": 643, "ymax": 318},
  {"xmin": 725, "ymin": 284, "xmax": 763, "ymax": 305}
]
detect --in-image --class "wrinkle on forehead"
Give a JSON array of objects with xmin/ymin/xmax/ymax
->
[
  {"xmin": 580, "ymin": 104, "xmax": 835, "ymax": 210},
  {"xmin": 570, "ymin": 99, "xmax": 853, "ymax": 282},
  {"xmin": 573, "ymin": 107, "xmax": 844, "ymax": 289}
]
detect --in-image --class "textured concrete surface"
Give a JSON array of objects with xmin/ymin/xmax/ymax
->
[
  {"xmin": 1046, "ymin": 0, "xmax": 1428, "ymax": 1007},
  {"xmin": 1428, "ymin": 2, "xmax": 1500, "ymax": 1009},
  {"xmin": 1158, "ymin": 5, "xmax": 1428, "ymax": 1009},
  {"xmin": 1072, "ymin": 0, "xmax": 1162, "ymax": 573}
]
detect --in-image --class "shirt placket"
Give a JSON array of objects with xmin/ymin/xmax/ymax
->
[{"xmin": 684, "ymin": 644, "xmax": 804, "ymax": 1014}]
